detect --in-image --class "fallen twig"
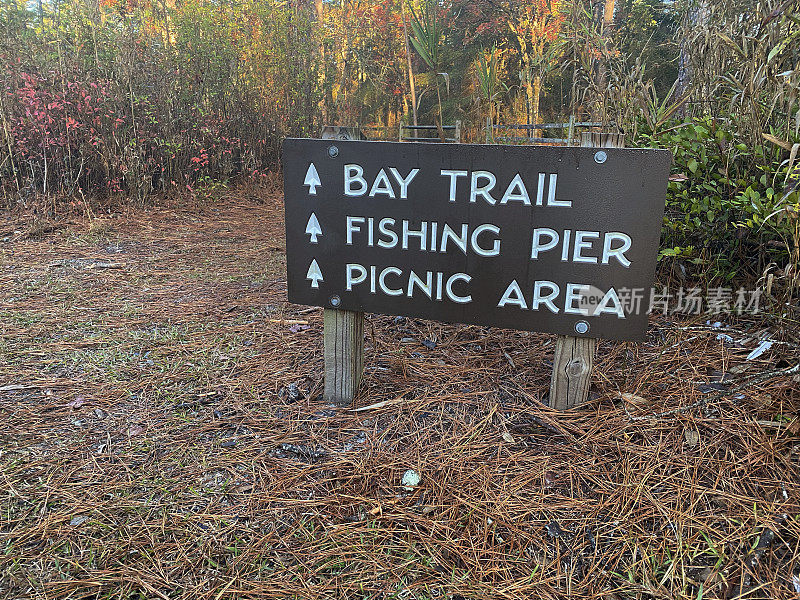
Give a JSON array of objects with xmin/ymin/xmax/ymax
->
[{"xmin": 626, "ymin": 362, "xmax": 799, "ymax": 421}]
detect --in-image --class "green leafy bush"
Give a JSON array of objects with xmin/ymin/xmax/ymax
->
[{"xmin": 637, "ymin": 118, "xmax": 799, "ymax": 283}]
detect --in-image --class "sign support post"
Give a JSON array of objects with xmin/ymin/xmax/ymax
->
[
  {"xmin": 319, "ymin": 127, "xmax": 366, "ymax": 405},
  {"xmin": 323, "ymin": 307, "xmax": 364, "ymax": 404},
  {"xmin": 549, "ymin": 131, "xmax": 625, "ymax": 409}
]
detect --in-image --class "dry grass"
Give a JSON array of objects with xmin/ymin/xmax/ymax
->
[{"xmin": 0, "ymin": 190, "xmax": 799, "ymax": 599}]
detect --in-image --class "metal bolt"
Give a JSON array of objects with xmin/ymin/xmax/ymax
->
[
  {"xmin": 575, "ymin": 320, "xmax": 589, "ymax": 335},
  {"xmin": 328, "ymin": 145, "xmax": 339, "ymax": 158},
  {"xmin": 329, "ymin": 295, "xmax": 341, "ymax": 307},
  {"xmin": 594, "ymin": 150, "xmax": 607, "ymax": 164}
]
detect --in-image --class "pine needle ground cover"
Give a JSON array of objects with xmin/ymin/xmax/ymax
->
[{"xmin": 1, "ymin": 192, "xmax": 798, "ymax": 600}]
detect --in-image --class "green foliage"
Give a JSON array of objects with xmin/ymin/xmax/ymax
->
[
  {"xmin": 408, "ymin": 0, "xmax": 447, "ymax": 139},
  {"xmin": 475, "ymin": 46, "xmax": 500, "ymax": 104},
  {"xmin": 614, "ymin": 0, "xmax": 679, "ymax": 98},
  {"xmin": 408, "ymin": 0, "xmax": 441, "ymax": 72},
  {"xmin": 638, "ymin": 117, "xmax": 799, "ymax": 281}
]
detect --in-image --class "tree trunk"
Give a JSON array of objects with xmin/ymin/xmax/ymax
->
[
  {"xmin": 311, "ymin": 0, "xmax": 328, "ymax": 123},
  {"xmin": 401, "ymin": 2, "xmax": 418, "ymax": 127},
  {"xmin": 435, "ymin": 82, "xmax": 445, "ymax": 141},
  {"xmin": 603, "ymin": 0, "xmax": 615, "ymax": 30},
  {"xmin": 337, "ymin": 2, "xmax": 352, "ymax": 122},
  {"xmin": 524, "ymin": 68, "xmax": 534, "ymax": 126},
  {"xmin": 532, "ymin": 74, "xmax": 542, "ymax": 125},
  {"xmin": 595, "ymin": 0, "xmax": 615, "ymax": 116},
  {"xmin": 676, "ymin": 0, "xmax": 709, "ymax": 109}
]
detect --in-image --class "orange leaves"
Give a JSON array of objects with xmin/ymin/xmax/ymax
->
[{"xmin": 518, "ymin": 0, "xmax": 566, "ymax": 45}]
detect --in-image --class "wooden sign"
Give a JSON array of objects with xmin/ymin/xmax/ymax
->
[{"xmin": 283, "ymin": 139, "xmax": 670, "ymax": 342}]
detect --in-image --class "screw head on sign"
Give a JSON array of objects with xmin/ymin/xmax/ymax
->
[
  {"xmin": 328, "ymin": 145, "xmax": 339, "ymax": 158},
  {"xmin": 575, "ymin": 321, "xmax": 590, "ymax": 335},
  {"xmin": 594, "ymin": 151, "xmax": 607, "ymax": 164},
  {"xmin": 330, "ymin": 295, "xmax": 341, "ymax": 307}
]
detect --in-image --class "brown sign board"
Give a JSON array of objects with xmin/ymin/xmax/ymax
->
[{"xmin": 282, "ymin": 139, "xmax": 671, "ymax": 341}]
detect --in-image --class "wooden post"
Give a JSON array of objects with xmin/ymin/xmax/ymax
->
[
  {"xmin": 566, "ymin": 115, "xmax": 575, "ymax": 146},
  {"xmin": 319, "ymin": 128, "xmax": 365, "ymax": 405},
  {"xmin": 323, "ymin": 308, "xmax": 364, "ymax": 405},
  {"xmin": 549, "ymin": 336, "xmax": 596, "ymax": 409},
  {"xmin": 549, "ymin": 131, "xmax": 624, "ymax": 410},
  {"xmin": 454, "ymin": 120, "xmax": 462, "ymax": 143}
]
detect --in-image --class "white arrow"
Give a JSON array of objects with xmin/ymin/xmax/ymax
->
[
  {"xmin": 306, "ymin": 259, "xmax": 323, "ymax": 288},
  {"xmin": 304, "ymin": 163, "xmax": 321, "ymax": 195},
  {"xmin": 305, "ymin": 212, "xmax": 322, "ymax": 243}
]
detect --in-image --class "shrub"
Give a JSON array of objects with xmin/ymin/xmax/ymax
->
[{"xmin": 638, "ymin": 117, "xmax": 799, "ymax": 287}]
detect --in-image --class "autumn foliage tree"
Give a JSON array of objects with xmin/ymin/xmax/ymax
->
[
  {"xmin": 508, "ymin": 0, "xmax": 566, "ymax": 125},
  {"xmin": 454, "ymin": 0, "xmax": 566, "ymax": 125}
]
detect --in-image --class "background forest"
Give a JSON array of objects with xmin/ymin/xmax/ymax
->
[{"xmin": 0, "ymin": 0, "xmax": 799, "ymax": 295}]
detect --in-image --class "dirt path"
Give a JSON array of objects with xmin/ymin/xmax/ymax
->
[{"xmin": 1, "ymin": 194, "xmax": 798, "ymax": 599}]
